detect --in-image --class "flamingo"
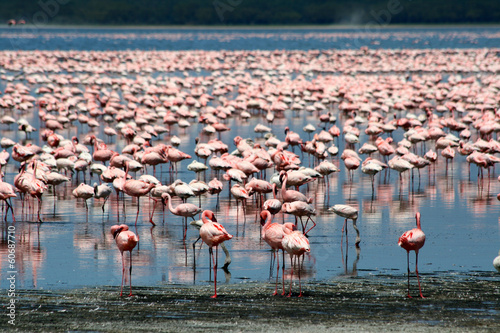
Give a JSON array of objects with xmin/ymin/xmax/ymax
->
[
  {"xmin": 199, "ymin": 210, "xmax": 233, "ymax": 298},
  {"xmin": 494, "ymin": 251, "xmax": 500, "ymax": 273},
  {"xmin": 279, "ymin": 171, "xmax": 312, "ymax": 203},
  {"xmin": 111, "ymin": 224, "xmax": 138, "ymax": 296},
  {"xmin": 398, "ymin": 212, "xmax": 426, "ymax": 298},
  {"xmin": 16, "ymin": 161, "xmax": 47, "ymax": 222},
  {"xmin": 72, "ymin": 183, "xmax": 94, "ymax": 211},
  {"xmin": 207, "ymin": 177, "xmax": 223, "ymax": 204},
  {"xmin": 162, "ymin": 192, "xmax": 202, "ymax": 237},
  {"xmin": 230, "ymin": 183, "xmax": 250, "ymax": 218},
  {"xmin": 93, "ymin": 183, "xmax": 112, "ymax": 212},
  {"xmin": 123, "ymin": 161, "xmax": 155, "ymax": 226},
  {"xmin": 388, "ymin": 156, "xmax": 413, "ymax": 184},
  {"xmin": 281, "ymin": 225, "xmax": 310, "ymax": 297},
  {"xmin": 262, "ymin": 183, "xmax": 282, "ymax": 217},
  {"xmin": 260, "ymin": 210, "xmax": 294, "ymax": 295},
  {"xmin": 361, "ymin": 157, "xmax": 386, "ymax": 192},
  {"xmin": 190, "ymin": 219, "xmax": 231, "ymax": 269},
  {"xmin": 281, "ymin": 201, "xmax": 317, "ymax": 235},
  {"xmin": 0, "ymin": 176, "xmax": 16, "ymax": 222},
  {"xmin": 329, "ymin": 204, "xmax": 360, "ymax": 246}
]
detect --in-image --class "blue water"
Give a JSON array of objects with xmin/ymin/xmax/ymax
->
[
  {"xmin": 0, "ymin": 27, "xmax": 499, "ymax": 293},
  {"xmin": 1, "ymin": 26, "xmax": 500, "ymax": 51}
]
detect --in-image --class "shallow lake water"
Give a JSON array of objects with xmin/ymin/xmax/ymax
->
[{"xmin": 0, "ymin": 27, "xmax": 499, "ymax": 297}]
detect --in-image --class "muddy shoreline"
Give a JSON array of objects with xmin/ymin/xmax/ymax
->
[{"xmin": 2, "ymin": 273, "xmax": 499, "ymax": 332}]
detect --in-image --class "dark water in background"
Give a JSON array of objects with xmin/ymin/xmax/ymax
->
[
  {"xmin": 0, "ymin": 27, "xmax": 498, "ymax": 292},
  {"xmin": 1, "ymin": 26, "xmax": 500, "ymax": 51}
]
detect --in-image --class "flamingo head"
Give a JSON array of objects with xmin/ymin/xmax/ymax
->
[
  {"xmin": 202, "ymin": 210, "xmax": 217, "ymax": 223},
  {"xmin": 111, "ymin": 224, "xmax": 129, "ymax": 239},
  {"xmin": 278, "ymin": 170, "xmax": 287, "ymax": 183}
]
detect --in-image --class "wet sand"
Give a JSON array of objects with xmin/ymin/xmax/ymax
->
[{"xmin": 3, "ymin": 272, "xmax": 499, "ymax": 332}]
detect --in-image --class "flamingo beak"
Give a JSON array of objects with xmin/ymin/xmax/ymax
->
[{"xmin": 113, "ymin": 227, "xmax": 123, "ymax": 239}]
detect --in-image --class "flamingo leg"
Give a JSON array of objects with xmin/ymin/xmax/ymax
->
[
  {"xmin": 406, "ymin": 250, "xmax": 412, "ymax": 298},
  {"xmin": 298, "ymin": 254, "xmax": 303, "ymax": 297},
  {"xmin": 129, "ymin": 250, "xmax": 133, "ymax": 296},
  {"xmin": 149, "ymin": 198, "xmax": 158, "ymax": 225},
  {"xmin": 120, "ymin": 252, "xmax": 125, "ymax": 297},
  {"xmin": 287, "ymin": 254, "xmax": 294, "ymax": 297},
  {"xmin": 192, "ymin": 235, "xmax": 201, "ymax": 250},
  {"xmin": 281, "ymin": 250, "xmax": 286, "ymax": 295},
  {"xmin": 211, "ymin": 246, "xmax": 218, "ymax": 298},
  {"xmin": 416, "ymin": 251, "xmax": 424, "ymax": 298},
  {"xmin": 102, "ymin": 197, "xmax": 108, "ymax": 213},
  {"xmin": 273, "ymin": 250, "xmax": 279, "ymax": 296},
  {"xmin": 37, "ymin": 197, "xmax": 43, "ymax": 223},
  {"xmin": 341, "ymin": 218, "xmax": 348, "ymax": 245},
  {"xmin": 304, "ymin": 216, "xmax": 316, "ymax": 236},
  {"xmin": 135, "ymin": 197, "xmax": 140, "ymax": 226}
]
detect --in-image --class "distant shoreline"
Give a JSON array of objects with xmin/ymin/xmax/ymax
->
[{"xmin": 2, "ymin": 23, "xmax": 500, "ymax": 30}]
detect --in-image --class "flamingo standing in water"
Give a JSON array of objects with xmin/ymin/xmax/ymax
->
[
  {"xmin": 398, "ymin": 212, "xmax": 426, "ymax": 298},
  {"xmin": 199, "ymin": 210, "xmax": 233, "ymax": 298},
  {"xmin": 0, "ymin": 175, "xmax": 16, "ymax": 222},
  {"xmin": 260, "ymin": 210, "xmax": 295, "ymax": 295},
  {"xmin": 281, "ymin": 225, "xmax": 310, "ymax": 297},
  {"xmin": 72, "ymin": 183, "xmax": 94, "ymax": 211},
  {"xmin": 123, "ymin": 161, "xmax": 155, "ymax": 226},
  {"xmin": 111, "ymin": 224, "xmax": 139, "ymax": 296},
  {"xmin": 329, "ymin": 204, "xmax": 360, "ymax": 246},
  {"xmin": 162, "ymin": 192, "xmax": 201, "ymax": 238},
  {"xmin": 262, "ymin": 183, "xmax": 282, "ymax": 217}
]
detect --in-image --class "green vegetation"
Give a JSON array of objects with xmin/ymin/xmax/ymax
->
[{"xmin": 1, "ymin": 0, "xmax": 499, "ymax": 26}]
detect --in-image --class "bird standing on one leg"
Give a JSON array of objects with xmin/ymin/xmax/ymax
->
[
  {"xmin": 111, "ymin": 224, "xmax": 139, "ymax": 297},
  {"xmin": 398, "ymin": 212, "xmax": 426, "ymax": 298}
]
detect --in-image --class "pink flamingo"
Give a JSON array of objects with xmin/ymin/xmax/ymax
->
[
  {"xmin": 398, "ymin": 212, "xmax": 426, "ymax": 298},
  {"xmin": 230, "ymin": 183, "xmax": 250, "ymax": 219},
  {"xmin": 111, "ymin": 224, "xmax": 139, "ymax": 296},
  {"xmin": 161, "ymin": 192, "xmax": 201, "ymax": 237},
  {"xmin": 279, "ymin": 171, "xmax": 312, "ymax": 203},
  {"xmin": 282, "ymin": 201, "xmax": 317, "ymax": 235},
  {"xmin": 329, "ymin": 204, "xmax": 360, "ymax": 246},
  {"xmin": 260, "ymin": 210, "xmax": 294, "ymax": 295},
  {"xmin": 199, "ymin": 210, "xmax": 233, "ymax": 298},
  {"xmin": 72, "ymin": 183, "xmax": 94, "ymax": 211},
  {"xmin": 281, "ymin": 225, "xmax": 310, "ymax": 297},
  {"xmin": 263, "ymin": 183, "xmax": 282, "ymax": 217},
  {"xmin": 15, "ymin": 161, "xmax": 47, "ymax": 222},
  {"xmin": 208, "ymin": 177, "xmax": 223, "ymax": 206},
  {"xmin": 123, "ymin": 161, "xmax": 155, "ymax": 226},
  {"xmin": 91, "ymin": 135, "xmax": 115, "ymax": 165},
  {"xmin": 0, "ymin": 175, "xmax": 16, "ymax": 222}
]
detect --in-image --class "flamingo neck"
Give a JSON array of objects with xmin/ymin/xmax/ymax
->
[
  {"xmin": 165, "ymin": 193, "xmax": 176, "ymax": 214},
  {"xmin": 124, "ymin": 162, "xmax": 130, "ymax": 179},
  {"xmin": 201, "ymin": 211, "xmax": 211, "ymax": 224},
  {"xmin": 281, "ymin": 174, "xmax": 287, "ymax": 194},
  {"xmin": 262, "ymin": 211, "xmax": 272, "ymax": 229}
]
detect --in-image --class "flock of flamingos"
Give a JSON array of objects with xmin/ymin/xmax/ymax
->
[{"xmin": 1, "ymin": 47, "xmax": 500, "ymax": 298}]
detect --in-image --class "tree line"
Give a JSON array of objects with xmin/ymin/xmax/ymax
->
[{"xmin": 1, "ymin": 0, "xmax": 499, "ymax": 26}]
